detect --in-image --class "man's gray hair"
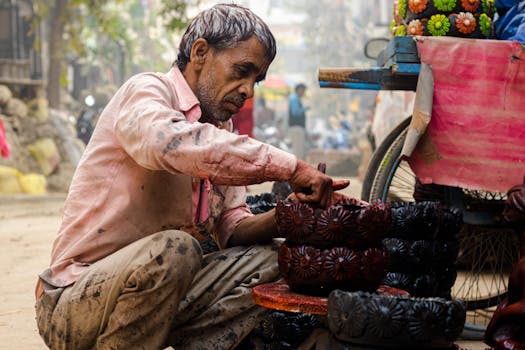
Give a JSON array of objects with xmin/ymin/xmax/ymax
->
[{"xmin": 174, "ymin": 3, "xmax": 276, "ymax": 71}]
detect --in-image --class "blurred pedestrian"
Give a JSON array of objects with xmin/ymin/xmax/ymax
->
[
  {"xmin": 232, "ymin": 97, "xmax": 254, "ymax": 137},
  {"xmin": 254, "ymin": 96, "xmax": 275, "ymax": 127}
]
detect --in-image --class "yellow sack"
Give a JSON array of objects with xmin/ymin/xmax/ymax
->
[
  {"xmin": 27, "ymin": 138, "xmax": 61, "ymax": 176},
  {"xmin": 17, "ymin": 173, "xmax": 46, "ymax": 194},
  {"xmin": 0, "ymin": 165, "xmax": 23, "ymax": 194},
  {"xmin": 26, "ymin": 97, "xmax": 49, "ymax": 122}
]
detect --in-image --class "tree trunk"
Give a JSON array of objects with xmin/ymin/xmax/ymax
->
[{"xmin": 46, "ymin": 0, "xmax": 67, "ymax": 109}]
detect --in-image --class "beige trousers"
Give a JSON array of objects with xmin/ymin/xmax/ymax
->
[
  {"xmin": 288, "ymin": 125, "xmax": 306, "ymax": 161},
  {"xmin": 35, "ymin": 230, "xmax": 279, "ymax": 350}
]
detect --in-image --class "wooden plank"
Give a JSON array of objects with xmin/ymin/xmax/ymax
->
[{"xmin": 318, "ymin": 67, "xmax": 418, "ymax": 91}]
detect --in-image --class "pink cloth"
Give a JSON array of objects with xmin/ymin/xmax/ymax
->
[
  {"xmin": 39, "ymin": 67, "xmax": 297, "ymax": 290},
  {"xmin": 0, "ymin": 118, "xmax": 10, "ymax": 158},
  {"xmin": 232, "ymin": 97, "xmax": 254, "ymax": 137},
  {"xmin": 408, "ymin": 37, "xmax": 525, "ymax": 193}
]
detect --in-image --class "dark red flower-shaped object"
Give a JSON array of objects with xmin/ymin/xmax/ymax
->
[
  {"xmin": 317, "ymin": 206, "xmax": 354, "ymax": 244},
  {"xmin": 276, "ymin": 197, "xmax": 391, "ymax": 248},
  {"xmin": 289, "ymin": 245, "xmax": 322, "ymax": 280},
  {"xmin": 278, "ymin": 243, "xmax": 389, "ymax": 295},
  {"xmin": 276, "ymin": 200, "xmax": 315, "ymax": 243},
  {"xmin": 324, "ymin": 247, "xmax": 361, "ymax": 282},
  {"xmin": 358, "ymin": 200, "xmax": 392, "ymax": 245},
  {"xmin": 361, "ymin": 247, "xmax": 391, "ymax": 284}
]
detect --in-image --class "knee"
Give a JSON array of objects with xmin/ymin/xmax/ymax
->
[
  {"xmin": 124, "ymin": 231, "xmax": 204, "ymax": 297},
  {"xmin": 149, "ymin": 230, "xmax": 203, "ymax": 275}
]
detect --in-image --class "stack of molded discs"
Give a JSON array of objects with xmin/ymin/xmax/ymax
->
[
  {"xmin": 327, "ymin": 290, "xmax": 466, "ymax": 349},
  {"xmin": 381, "ymin": 201, "xmax": 463, "ymax": 299},
  {"xmin": 382, "ymin": 202, "xmax": 463, "ymax": 299},
  {"xmin": 276, "ymin": 198, "xmax": 392, "ymax": 296}
]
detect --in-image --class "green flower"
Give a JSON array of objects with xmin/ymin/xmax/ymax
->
[
  {"xmin": 398, "ymin": 0, "xmax": 407, "ymax": 19},
  {"xmin": 395, "ymin": 25, "xmax": 407, "ymax": 37},
  {"xmin": 390, "ymin": 19, "xmax": 397, "ymax": 35},
  {"xmin": 434, "ymin": 0, "xmax": 455, "ymax": 12},
  {"xmin": 427, "ymin": 14, "xmax": 451, "ymax": 36},
  {"xmin": 482, "ymin": 0, "xmax": 494, "ymax": 14},
  {"xmin": 480, "ymin": 13, "xmax": 492, "ymax": 36}
]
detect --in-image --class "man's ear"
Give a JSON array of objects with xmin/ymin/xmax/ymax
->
[{"xmin": 190, "ymin": 38, "xmax": 210, "ymax": 69}]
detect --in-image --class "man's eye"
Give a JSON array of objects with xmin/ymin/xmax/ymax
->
[{"xmin": 235, "ymin": 67, "xmax": 249, "ymax": 77}]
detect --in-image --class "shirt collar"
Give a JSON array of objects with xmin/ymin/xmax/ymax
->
[{"xmin": 167, "ymin": 66, "xmax": 201, "ymax": 123}]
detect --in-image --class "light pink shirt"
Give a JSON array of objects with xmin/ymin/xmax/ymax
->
[{"xmin": 38, "ymin": 67, "xmax": 296, "ymax": 290}]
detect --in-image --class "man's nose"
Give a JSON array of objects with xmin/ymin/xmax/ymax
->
[{"xmin": 238, "ymin": 79, "xmax": 255, "ymax": 99}]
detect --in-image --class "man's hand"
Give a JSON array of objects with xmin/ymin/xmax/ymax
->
[
  {"xmin": 288, "ymin": 160, "xmax": 349, "ymax": 207},
  {"xmin": 287, "ymin": 190, "xmax": 350, "ymax": 207}
]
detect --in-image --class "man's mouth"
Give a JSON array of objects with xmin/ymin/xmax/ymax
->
[{"xmin": 224, "ymin": 100, "xmax": 242, "ymax": 113}]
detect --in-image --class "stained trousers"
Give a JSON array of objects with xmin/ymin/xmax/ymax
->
[{"xmin": 35, "ymin": 230, "xmax": 279, "ymax": 350}]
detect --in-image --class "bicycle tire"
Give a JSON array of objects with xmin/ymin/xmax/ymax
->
[
  {"xmin": 361, "ymin": 120, "xmax": 520, "ymax": 331},
  {"xmin": 361, "ymin": 118, "xmax": 412, "ymax": 202}
]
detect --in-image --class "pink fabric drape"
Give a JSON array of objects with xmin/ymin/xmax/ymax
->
[
  {"xmin": 0, "ymin": 119, "xmax": 10, "ymax": 159},
  {"xmin": 407, "ymin": 37, "xmax": 525, "ymax": 194}
]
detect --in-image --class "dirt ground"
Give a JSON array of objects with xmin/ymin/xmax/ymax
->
[
  {"xmin": 0, "ymin": 193, "xmax": 65, "ymax": 349},
  {"xmin": 0, "ymin": 179, "xmax": 488, "ymax": 350}
]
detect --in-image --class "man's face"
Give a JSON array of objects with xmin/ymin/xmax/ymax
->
[{"xmin": 196, "ymin": 37, "xmax": 270, "ymax": 124}]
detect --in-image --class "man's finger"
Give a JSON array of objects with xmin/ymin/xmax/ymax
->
[
  {"xmin": 333, "ymin": 179, "xmax": 350, "ymax": 191},
  {"xmin": 295, "ymin": 192, "xmax": 311, "ymax": 203}
]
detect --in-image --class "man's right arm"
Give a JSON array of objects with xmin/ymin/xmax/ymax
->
[{"xmin": 113, "ymin": 74, "xmax": 297, "ymax": 186}]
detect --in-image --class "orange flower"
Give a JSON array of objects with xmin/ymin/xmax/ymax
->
[
  {"xmin": 408, "ymin": 0, "xmax": 428, "ymax": 14},
  {"xmin": 461, "ymin": 0, "xmax": 480, "ymax": 12},
  {"xmin": 407, "ymin": 19, "xmax": 424, "ymax": 35},
  {"xmin": 456, "ymin": 12, "xmax": 476, "ymax": 34}
]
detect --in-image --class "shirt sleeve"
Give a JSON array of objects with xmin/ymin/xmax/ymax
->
[{"xmin": 113, "ymin": 73, "xmax": 297, "ymax": 186}]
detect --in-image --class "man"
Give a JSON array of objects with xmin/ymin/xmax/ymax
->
[
  {"xmin": 288, "ymin": 83, "xmax": 308, "ymax": 160},
  {"xmin": 34, "ymin": 4, "xmax": 347, "ymax": 350}
]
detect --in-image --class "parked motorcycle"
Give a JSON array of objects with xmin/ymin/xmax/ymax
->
[{"xmin": 76, "ymin": 91, "xmax": 110, "ymax": 145}]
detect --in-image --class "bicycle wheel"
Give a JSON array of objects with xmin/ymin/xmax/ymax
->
[{"xmin": 361, "ymin": 120, "xmax": 520, "ymax": 332}]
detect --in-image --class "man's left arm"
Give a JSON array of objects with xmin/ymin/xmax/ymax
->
[
  {"xmin": 226, "ymin": 209, "xmax": 278, "ymax": 247},
  {"xmin": 214, "ymin": 185, "xmax": 278, "ymax": 248}
]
